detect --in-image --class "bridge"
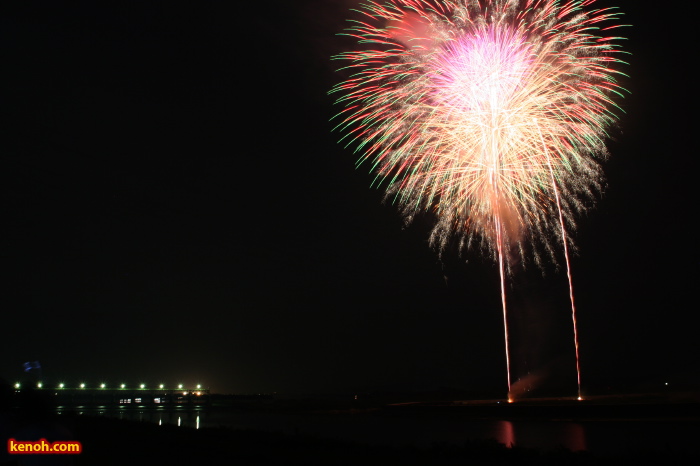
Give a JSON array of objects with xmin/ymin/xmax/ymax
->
[{"xmin": 12, "ymin": 382, "xmax": 211, "ymax": 408}]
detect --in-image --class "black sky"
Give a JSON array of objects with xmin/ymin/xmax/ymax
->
[{"xmin": 2, "ymin": 0, "xmax": 697, "ymax": 395}]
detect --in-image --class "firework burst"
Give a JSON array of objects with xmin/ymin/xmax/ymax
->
[{"xmin": 331, "ymin": 0, "xmax": 627, "ymax": 398}]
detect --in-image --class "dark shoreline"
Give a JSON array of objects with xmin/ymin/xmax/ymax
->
[{"xmin": 381, "ymin": 400, "xmax": 700, "ymax": 422}]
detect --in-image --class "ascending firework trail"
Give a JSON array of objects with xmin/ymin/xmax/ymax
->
[{"xmin": 330, "ymin": 0, "xmax": 627, "ymax": 400}]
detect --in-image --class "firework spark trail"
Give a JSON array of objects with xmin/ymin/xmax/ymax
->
[
  {"xmin": 331, "ymin": 0, "xmax": 627, "ymax": 398},
  {"xmin": 495, "ymin": 216, "xmax": 511, "ymax": 397},
  {"xmin": 538, "ymin": 120, "xmax": 582, "ymax": 400}
]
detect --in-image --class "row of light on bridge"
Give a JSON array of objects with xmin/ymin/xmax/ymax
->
[{"xmin": 14, "ymin": 382, "xmax": 204, "ymax": 390}]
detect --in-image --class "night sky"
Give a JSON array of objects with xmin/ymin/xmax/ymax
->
[{"xmin": 2, "ymin": 1, "xmax": 696, "ymax": 396}]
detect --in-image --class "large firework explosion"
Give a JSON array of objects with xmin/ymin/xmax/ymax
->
[{"xmin": 330, "ymin": 0, "xmax": 627, "ymax": 398}]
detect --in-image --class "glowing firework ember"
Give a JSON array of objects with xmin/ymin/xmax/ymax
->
[{"xmin": 331, "ymin": 0, "xmax": 627, "ymax": 398}]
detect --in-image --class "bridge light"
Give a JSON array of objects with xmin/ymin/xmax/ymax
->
[{"xmin": 80, "ymin": 383, "xmax": 85, "ymax": 389}]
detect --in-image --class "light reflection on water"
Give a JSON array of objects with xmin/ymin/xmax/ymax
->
[
  {"xmin": 493, "ymin": 420, "xmax": 586, "ymax": 452},
  {"xmin": 564, "ymin": 422, "xmax": 586, "ymax": 452},
  {"xmin": 57, "ymin": 408, "xmax": 698, "ymax": 455},
  {"xmin": 495, "ymin": 420, "xmax": 516, "ymax": 448},
  {"xmin": 57, "ymin": 407, "xmax": 207, "ymax": 429}
]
